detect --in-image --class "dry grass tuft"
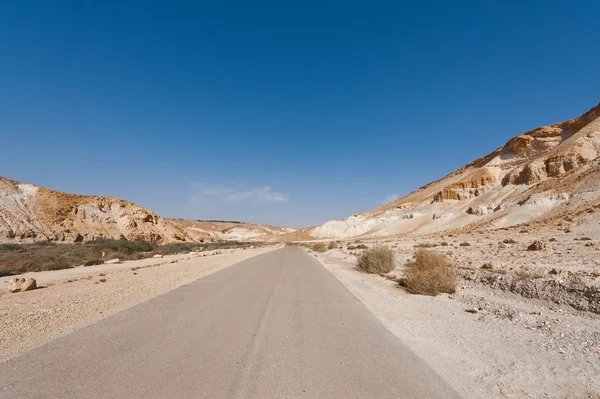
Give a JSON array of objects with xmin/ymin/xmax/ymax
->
[
  {"xmin": 356, "ymin": 246, "xmax": 395, "ymax": 274},
  {"xmin": 327, "ymin": 241, "xmax": 339, "ymax": 250},
  {"xmin": 399, "ymin": 249, "xmax": 457, "ymax": 296}
]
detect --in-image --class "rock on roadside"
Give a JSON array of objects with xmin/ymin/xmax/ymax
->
[{"xmin": 7, "ymin": 277, "xmax": 37, "ymax": 293}]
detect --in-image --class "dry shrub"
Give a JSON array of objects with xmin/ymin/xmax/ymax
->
[
  {"xmin": 515, "ymin": 271, "xmax": 544, "ymax": 279},
  {"xmin": 414, "ymin": 242, "xmax": 437, "ymax": 248},
  {"xmin": 400, "ymin": 249, "xmax": 457, "ymax": 296},
  {"xmin": 312, "ymin": 243, "xmax": 327, "ymax": 252},
  {"xmin": 356, "ymin": 246, "xmax": 395, "ymax": 274},
  {"xmin": 327, "ymin": 241, "xmax": 339, "ymax": 250},
  {"xmin": 347, "ymin": 244, "xmax": 368, "ymax": 250},
  {"xmin": 0, "ymin": 239, "xmax": 258, "ymax": 276}
]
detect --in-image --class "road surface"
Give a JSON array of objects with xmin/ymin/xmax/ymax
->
[{"xmin": 0, "ymin": 247, "xmax": 458, "ymax": 398}]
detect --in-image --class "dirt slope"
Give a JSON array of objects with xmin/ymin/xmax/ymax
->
[
  {"xmin": 311, "ymin": 102, "xmax": 600, "ymax": 239},
  {"xmin": 0, "ymin": 177, "xmax": 191, "ymax": 243}
]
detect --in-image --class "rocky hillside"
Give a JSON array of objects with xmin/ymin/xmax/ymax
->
[
  {"xmin": 168, "ymin": 219, "xmax": 297, "ymax": 242},
  {"xmin": 311, "ymin": 102, "xmax": 600, "ymax": 239},
  {"xmin": 0, "ymin": 177, "xmax": 192, "ymax": 244}
]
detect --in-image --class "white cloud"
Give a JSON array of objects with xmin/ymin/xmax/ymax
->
[
  {"xmin": 377, "ymin": 193, "xmax": 399, "ymax": 205},
  {"xmin": 190, "ymin": 184, "xmax": 289, "ymax": 205}
]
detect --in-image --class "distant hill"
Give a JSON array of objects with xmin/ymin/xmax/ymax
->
[
  {"xmin": 167, "ymin": 219, "xmax": 297, "ymax": 242},
  {"xmin": 0, "ymin": 177, "xmax": 192, "ymax": 244}
]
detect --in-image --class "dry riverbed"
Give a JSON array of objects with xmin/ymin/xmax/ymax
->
[{"xmin": 0, "ymin": 246, "xmax": 276, "ymax": 363}]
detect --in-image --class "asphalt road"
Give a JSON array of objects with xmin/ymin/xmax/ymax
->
[{"xmin": 0, "ymin": 247, "xmax": 459, "ymax": 398}]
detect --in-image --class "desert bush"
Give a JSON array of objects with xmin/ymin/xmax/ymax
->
[
  {"xmin": 502, "ymin": 238, "xmax": 517, "ymax": 244},
  {"xmin": 459, "ymin": 242, "xmax": 471, "ymax": 247},
  {"xmin": 399, "ymin": 249, "xmax": 457, "ymax": 296},
  {"xmin": 356, "ymin": 246, "xmax": 395, "ymax": 274},
  {"xmin": 347, "ymin": 244, "xmax": 368, "ymax": 250},
  {"xmin": 312, "ymin": 243, "xmax": 327, "ymax": 252},
  {"xmin": 84, "ymin": 259, "xmax": 104, "ymax": 266},
  {"xmin": 0, "ymin": 239, "xmax": 259, "ymax": 275},
  {"xmin": 156, "ymin": 243, "xmax": 198, "ymax": 255},
  {"xmin": 93, "ymin": 239, "xmax": 157, "ymax": 255},
  {"xmin": 414, "ymin": 242, "xmax": 437, "ymax": 248},
  {"xmin": 480, "ymin": 263, "xmax": 493, "ymax": 270},
  {"xmin": 327, "ymin": 241, "xmax": 339, "ymax": 250}
]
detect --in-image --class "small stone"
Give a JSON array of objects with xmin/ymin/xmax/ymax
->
[{"xmin": 527, "ymin": 240, "xmax": 550, "ymax": 251}]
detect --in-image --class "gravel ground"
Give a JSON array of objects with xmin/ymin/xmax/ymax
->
[{"xmin": 313, "ymin": 245, "xmax": 600, "ymax": 399}]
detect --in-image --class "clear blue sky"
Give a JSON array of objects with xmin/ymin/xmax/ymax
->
[{"xmin": 1, "ymin": 1, "xmax": 599, "ymax": 227}]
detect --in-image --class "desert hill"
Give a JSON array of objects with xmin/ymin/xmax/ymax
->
[
  {"xmin": 0, "ymin": 177, "xmax": 191, "ymax": 244},
  {"xmin": 168, "ymin": 219, "xmax": 297, "ymax": 242},
  {"xmin": 311, "ymin": 102, "xmax": 600, "ymax": 239}
]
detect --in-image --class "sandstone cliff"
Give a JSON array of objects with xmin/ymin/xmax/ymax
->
[
  {"xmin": 0, "ymin": 177, "xmax": 192, "ymax": 243},
  {"xmin": 311, "ymin": 102, "xmax": 600, "ymax": 238}
]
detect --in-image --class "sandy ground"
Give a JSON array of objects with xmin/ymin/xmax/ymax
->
[
  {"xmin": 312, "ymin": 240, "xmax": 600, "ymax": 399},
  {"xmin": 0, "ymin": 245, "xmax": 277, "ymax": 363}
]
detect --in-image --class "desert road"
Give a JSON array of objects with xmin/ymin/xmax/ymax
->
[{"xmin": 0, "ymin": 247, "xmax": 458, "ymax": 398}]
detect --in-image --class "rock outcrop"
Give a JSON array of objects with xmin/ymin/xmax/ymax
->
[
  {"xmin": 310, "ymin": 101, "xmax": 600, "ymax": 239},
  {"xmin": 0, "ymin": 177, "xmax": 193, "ymax": 244}
]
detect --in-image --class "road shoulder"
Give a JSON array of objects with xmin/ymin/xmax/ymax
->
[{"xmin": 310, "ymin": 249, "xmax": 600, "ymax": 398}]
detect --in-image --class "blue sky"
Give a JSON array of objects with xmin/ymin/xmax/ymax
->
[{"xmin": 1, "ymin": 1, "xmax": 599, "ymax": 227}]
